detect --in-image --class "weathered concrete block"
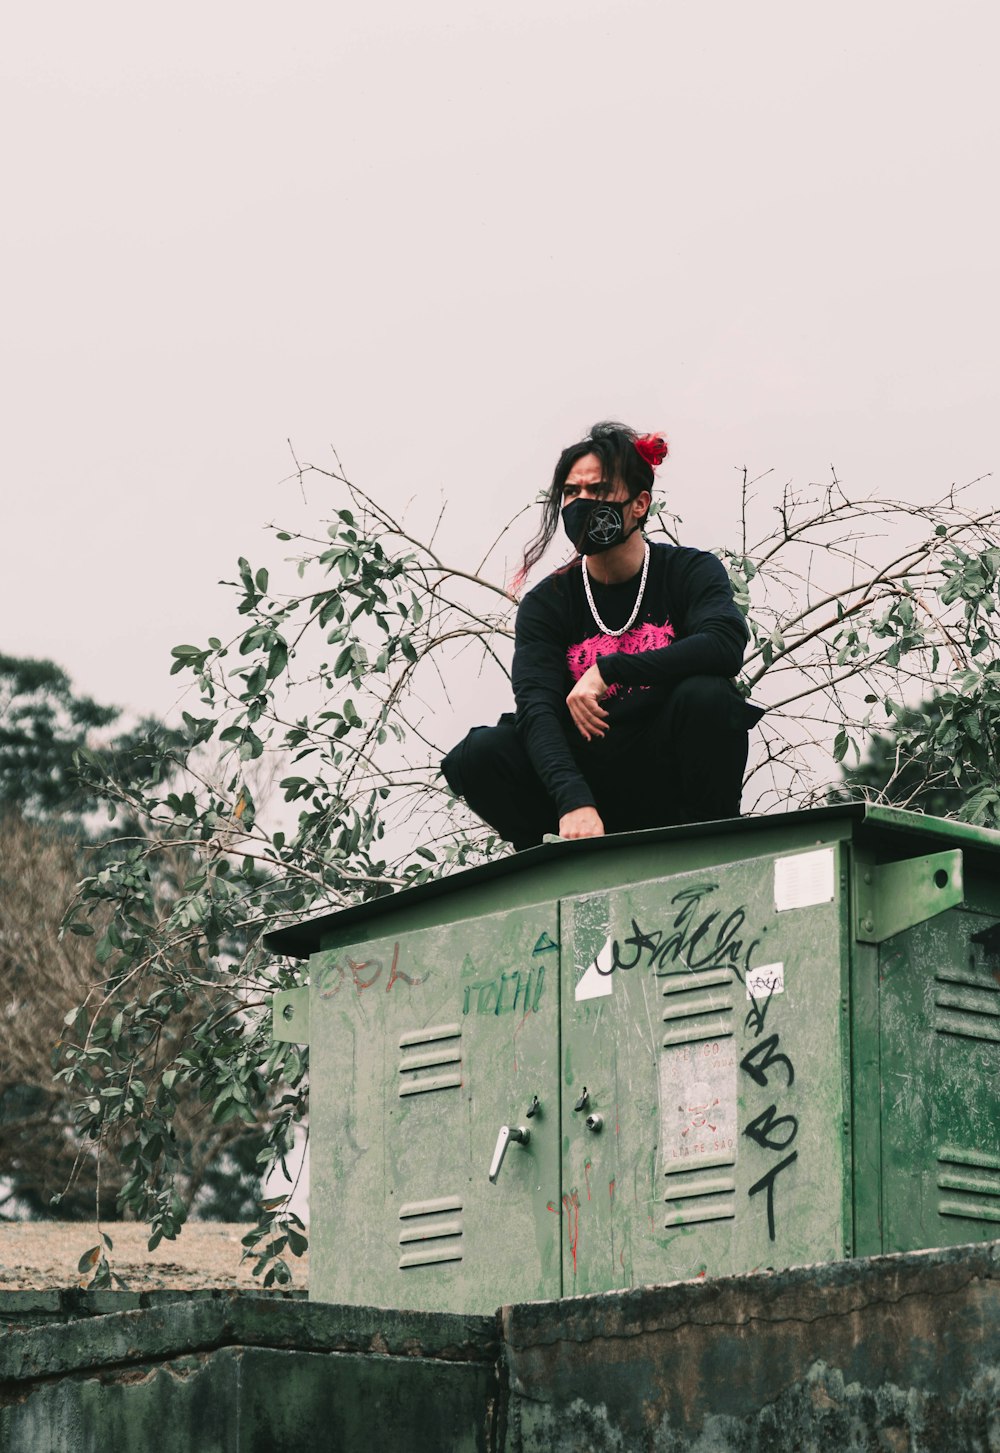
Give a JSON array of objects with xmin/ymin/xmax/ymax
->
[
  {"xmin": 0, "ymin": 1295, "xmax": 500, "ymax": 1453},
  {"xmin": 0, "ymin": 1287, "xmax": 306, "ymax": 1332},
  {"xmin": 2, "ymin": 1349, "xmax": 241, "ymax": 1453},
  {"xmin": 501, "ymin": 1240, "xmax": 1000, "ymax": 1451}
]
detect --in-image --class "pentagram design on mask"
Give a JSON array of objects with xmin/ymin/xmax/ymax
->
[{"xmin": 587, "ymin": 505, "xmax": 622, "ymax": 546}]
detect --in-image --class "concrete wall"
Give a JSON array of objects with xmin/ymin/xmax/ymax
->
[
  {"xmin": 0, "ymin": 1286, "xmax": 305, "ymax": 1332},
  {"xmin": 502, "ymin": 1240, "xmax": 1000, "ymax": 1452},
  {"xmin": 3, "ymin": 1241, "xmax": 999, "ymax": 1451},
  {"xmin": 0, "ymin": 1296, "xmax": 500, "ymax": 1453}
]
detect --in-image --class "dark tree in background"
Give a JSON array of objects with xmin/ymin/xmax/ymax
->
[
  {"xmin": 0, "ymin": 653, "xmax": 269, "ymax": 1223},
  {"xmin": 0, "ymin": 654, "xmax": 119, "ymax": 820},
  {"xmin": 834, "ymin": 696, "xmax": 972, "ymax": 817},
  {"xmin": 0, "ymin": 651, "xmax": 184, "ymax": 826}
]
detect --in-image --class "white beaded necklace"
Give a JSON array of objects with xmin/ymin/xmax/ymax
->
[{"xmin": 582, "ymin": 539, "xmax": 651, "ymax": 637}]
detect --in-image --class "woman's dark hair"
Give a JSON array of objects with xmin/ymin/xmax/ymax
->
[{"xmin": 516, "ymin": 421, "xmax": 656, "ymax": 585}]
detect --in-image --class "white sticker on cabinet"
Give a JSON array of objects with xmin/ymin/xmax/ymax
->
[{"xmin": 774, "ymin": 848, "xmax": 835, "ymax": 912}]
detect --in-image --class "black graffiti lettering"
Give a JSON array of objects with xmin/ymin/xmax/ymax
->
[
  {"xmin": 745, "ymin": 992, "xmax": 772, "ymax": 1038},
  {"xmin": 610, "ymin": 919, "xmax": 662, "ymax": 973},
  {"xmin": 679, "ymin": 909, "xmax": 724, "ymax": 966},
  {"xmin": 740, "ymin": 1034, "xmax": 795, "ymax": 1089},
  {"xmin": 743, "ymin": 1103, "xmax": 799, "ymax": 1151},
  {"xmin": 662, "ymin": 904, "xmax": 758, "ymax": 980},
  {"xmin": 604, "ymin": 885, "xmax": 760, "ymax": 984},
  {"xmin": 705, "ymin": 909, "xmax": 753, "ymax": 972},
  {"xmin": 674, "ymin": 885, "xmax": 718, "ymax": 923},
  {"xmin": 747, "ymin": 1150, "xmax": 798, "ymax": 1242},
  {"xmin": 648, "ymin": 887, "xmax": 716, "ymax": 971},
  {"xmin": 659, "ymin": 889, "xmax": 721, "ymax": 967}
]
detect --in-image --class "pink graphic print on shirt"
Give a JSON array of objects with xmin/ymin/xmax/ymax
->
[{"xmin": 566, "ymin": 619, "xmax": 675, "ymax": 694}]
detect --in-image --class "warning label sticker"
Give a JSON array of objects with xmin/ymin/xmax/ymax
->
[
  {"xmin": 659, "ymin": 1040, "xmax": 738, "ymax": 1170},
  {"xmin": 774, "ymin": 848, "xmax": 835, "ymax": 912}
]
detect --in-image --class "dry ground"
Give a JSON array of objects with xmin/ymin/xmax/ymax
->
[{"xmin": 0, "ymin": 1221, "xmax": 309, "ymax": 1291}]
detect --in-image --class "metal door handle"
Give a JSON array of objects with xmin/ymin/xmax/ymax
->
[{"xmin": 488, "ymin": 1124, "xmax": 530, "ymax": 1184}]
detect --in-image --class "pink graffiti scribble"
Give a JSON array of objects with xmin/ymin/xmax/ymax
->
[
  {"xmin": 384, "ymin": 942, "xmax": 423, "ymax": 992},
  {"xmin": 563, "ymin": 1190, "xmax": 580, "ymax": 1277},
  {"xmin": 345, "ymin": 957, "xmax": 378, "ymax": 989},
  {"xmin": 319, "ymin": 941, "xmax": 424, "ymax": 998},
  {"xmin": 566, "ymin": 620, "xmax": 676, "ymax": 694}
]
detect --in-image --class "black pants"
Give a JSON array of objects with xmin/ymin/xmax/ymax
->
[{"xmin": 441, "ymin": 676, "xmax": 755, "ymax": 851}]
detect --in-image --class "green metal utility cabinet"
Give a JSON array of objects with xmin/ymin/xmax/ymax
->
[{"xmin": 268, "ymin": 806, "xmax": 1000, "ymax": 1315}]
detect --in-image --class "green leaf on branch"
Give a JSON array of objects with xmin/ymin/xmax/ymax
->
[
  {"xmin": 266, "ymin": 640, "xmax": 288, "ymax": 679},
  {"xmin": 239, "ymin": 729, "xmax": 264, "ymax": 761}
]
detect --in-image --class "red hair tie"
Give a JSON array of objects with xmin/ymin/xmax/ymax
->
[{"xmin": 634, "ymin": 433, "xmax": 668, "ymax": 468}]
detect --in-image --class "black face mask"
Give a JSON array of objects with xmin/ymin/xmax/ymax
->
[{"xmin": 561, "ymin": 498, "xmax": 642, "ymax": 555}]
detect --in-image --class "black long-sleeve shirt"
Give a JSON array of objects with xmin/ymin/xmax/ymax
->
[{"xmin": 512, "ymin": 542, "xmax": 748, "ymax": 816}]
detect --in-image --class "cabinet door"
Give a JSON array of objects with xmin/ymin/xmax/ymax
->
[
  {"xmin": 560, "ymin": 847, "xmax": 849, "ymax": 1294},
  {"xmin": 309, "ymin": 905, "xmax": 561, "ymax": 1313},
  {"xmin": 879, "ymin": 908, "xmax": 1000, "ymax": 1252}
]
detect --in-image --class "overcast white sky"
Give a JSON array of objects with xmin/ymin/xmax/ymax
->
[{"xmin": 3, "ymin": 1, "xmax": 997, "ymax": 736}]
